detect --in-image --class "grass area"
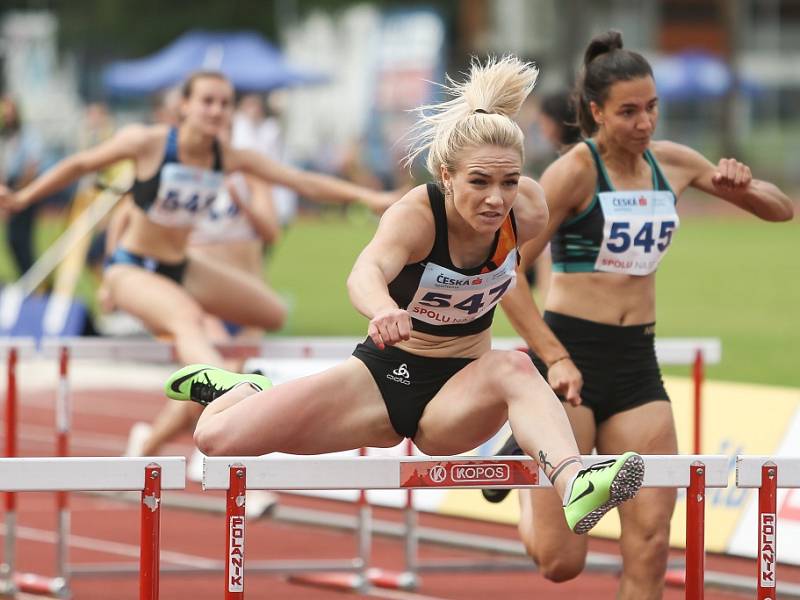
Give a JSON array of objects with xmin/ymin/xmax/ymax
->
[{"xmin": 3, "ymin": 207, "xmax": 797, "ymax": 388}]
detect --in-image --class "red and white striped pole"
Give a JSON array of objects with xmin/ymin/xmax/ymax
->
[
  {"xmin": 56, "ymin": 346, "xmax": 70, "ymax": 591},
  {"xmin": 225, "ymin": 466, "xmax": 246, "ymax": 600},
  {"xmin": 757, "ymin": 463, "xmax": 777, "ymax": 600},
  {"xmin": 140, "ymin": 464, "xmax": 162, "ymax": 600},
  {"xmin": 685, "ymin": 462, "xmax": 706, "ymax": 600},
  {"xmin": 2, "ymin": 348, "xmax": 18, "ymax": 592}
]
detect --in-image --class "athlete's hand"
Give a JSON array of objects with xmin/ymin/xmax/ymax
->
[
  {"xmin": 712, "ymin": 158, "xmax": 752, "ymax": 191},
  {"xmin": 368, "ymin": 307, "xmax": 412, "ymax": 349},
  {"xmin": 547, "ymin": 358, "xmax": 583, "ymax": 407},
  {"xmin": 0, "ymin": 186, "xmax": 28, "ymax": 212},
  {"xmin": 225, "ymin": 179, "xmax": 244, "ymax": 208}
]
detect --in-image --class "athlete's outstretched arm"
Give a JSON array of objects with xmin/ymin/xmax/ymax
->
[
  {"xmin": 0, "ymin": 125, "xmax": 149, "ymax": 212},
  {"xmin": 227, "ymin": 175, "xmax": 281, "ymax": 245},
  {"xmin": 666, "ymin": 142, "xmax": 793, "ymax": 221},
  {"xmin": 347, "ymin": 186, "xmax": 433, "ymax": 348},
  {"xmin": 226, "ymin": 147, "xmax": 398, "ymax": 215}
]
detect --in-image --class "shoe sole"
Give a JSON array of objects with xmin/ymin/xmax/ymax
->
[{"xmin": 572, "ymin": 454, "xmax": 645, "ymax": 534}]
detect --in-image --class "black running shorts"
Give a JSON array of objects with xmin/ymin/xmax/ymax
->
[
  {"xmin": 352, "ymin": 337, "xmax": 474, "ymax": 438},
  {"xmin": 528, "ymin": 311, "xmax": 669, "ymax": 424}
]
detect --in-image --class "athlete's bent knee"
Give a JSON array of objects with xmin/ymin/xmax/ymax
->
[{"xmin": 536, "ymin": 553, "xmax": 586, "ymax": 583}]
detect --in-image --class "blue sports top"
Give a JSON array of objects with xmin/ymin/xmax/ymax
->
[
  {"xmin": 550, "ymin": 139, "xmax": 679, "ymax": 276},
  {"xmin": 387, "ymin": 183, "xmax": 519, "ymax": 336},
  {"xmin": 130, "ymin": 127, "xmax": 225, "ymax": 228}
]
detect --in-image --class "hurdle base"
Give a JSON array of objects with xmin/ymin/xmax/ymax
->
[
  {"xmin": 287, "ymin": 572, "xmax": 369, "ymax": 594},
  {"xmin": 13, "ymin": 572, "xmax": 68, "ymax": 597},
  {"xmin": 367, "ymin": 567, "xmax": 418, "ymax": 590},
  {"xmin": 664, "ymin": 567, "xmax": 685, "ymax": 588}
]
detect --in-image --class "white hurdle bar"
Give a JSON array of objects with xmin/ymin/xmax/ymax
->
[
  {"xmin": 736, "ymin": 456, "xmax": 800, "ymax": 600},
  {"xmin": 0, "ymin": 457, "xmax": 185, "ymax": 600},
  {"xmin": 204, "ymin": 454, "xmax": 728, "ymax": 600}
]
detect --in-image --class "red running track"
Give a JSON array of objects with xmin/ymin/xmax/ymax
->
[{"xmin": 3, "ymin": 383, "xmax": 800, "ymax": 599}]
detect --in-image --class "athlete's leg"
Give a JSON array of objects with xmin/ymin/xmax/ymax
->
[
  {"xmin": 414, "ymin": 350, "xmax": 642, "ymax": 535},
  {"xmin": 105, "ymin": 265, "xmax": 230, "ymax": 455},
  {"xmin": 519, "ymin": 404, "xmax": 596, "ymax": 581},
  {"xmin": 183, "ymin": 254, "xmax": 287, "ymax": 332},
  {"xmin": 192, "ymin": 358, "xmax": 403, "ymax": 456},
  {"xmin": 597, "ymin": 401, "xmax": 677, "ymax": 600}
]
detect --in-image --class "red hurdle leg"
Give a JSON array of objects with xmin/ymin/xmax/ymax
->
[
  {"xmin": 757, "ymin": 463, "xmax": 777, "ymax": 600},
  {"xmin": 693, "ymin": 350, "xmax": 704, "ymax": 455},
  {"xmin": 685, "ymin": 462, "xmax": 706, "ymax": 600},
  {"xmin": 226, "ymin": 466, "xmax": 246, "ymax": 600},
  {"xmin": 2, "ymin": 348, "xmax": 18, "ymax": 593},
  {"xmin": 140, "ymin": 464, "xmax": 162, "ymax": 600}
]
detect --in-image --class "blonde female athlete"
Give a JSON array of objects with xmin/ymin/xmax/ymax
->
[{"xmin": 164, "ymin": 56, "xmax": 646, "ymax": 536}]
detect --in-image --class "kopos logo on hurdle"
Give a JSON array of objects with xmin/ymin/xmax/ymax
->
[{"xmin": 399, "ymin": 458, "xmax": 539, "ymax": 488}]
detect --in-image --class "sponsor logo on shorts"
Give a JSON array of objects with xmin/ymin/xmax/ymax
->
[
  {"xmin": 760, "ymin": 513, "xmax": 776, "ymax": 587},
  {"xmin": 228, "ymin": 515, "xmax": 245, "ymax": 591},
  {"xmin": 386, "ymin": 363, "xmax": 411, "ymax": 385}
]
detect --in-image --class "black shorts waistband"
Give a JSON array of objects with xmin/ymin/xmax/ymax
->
[{"xmin": 543, "ymin": 311, "xmax": 656, "ymax": 339}]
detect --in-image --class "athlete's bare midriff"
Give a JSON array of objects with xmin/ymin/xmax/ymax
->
[
  {"xmin": 188, "ymin": 240, "xmax": 263, "ymax": 276},
  {"xmin": 546, "ymin": 271, "xmax": 656, "ymax": 325},
  {"xmin": 396, "ymin": 327, "xmax": 491, "ymax": 359},
  {"xmin": 118, "ymin": 209, "xmax": 192, "ymax": 263}
]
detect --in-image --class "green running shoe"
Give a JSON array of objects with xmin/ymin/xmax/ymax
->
[
  {"xmin": 165, "ymin": 364, "xmax": 272, "ymax": 406},
  {"xmin": 563, "ymin": 451, "xmax": 644, "ymax": 534}
]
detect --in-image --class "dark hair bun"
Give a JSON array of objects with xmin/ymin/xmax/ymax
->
[{"xmin": 583, "ymin": 31, "xmax": 624, "ymax": 66}]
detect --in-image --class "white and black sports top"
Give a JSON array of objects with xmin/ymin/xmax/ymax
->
[
  {"xmin": 189, "ymin": 173, "xmax": 259, "ymax": 244},
  {"xmin": 388, "ymin": 184, "xmax": 519, "ymax": 336},
  {"xmin": 131, "ymin": 127, "xmax": 225, "ymax": 228}
]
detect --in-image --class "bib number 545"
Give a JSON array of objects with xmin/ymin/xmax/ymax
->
[{"xmin": 606, "ymin": 220, "xmax": 677, "ymax": 253}]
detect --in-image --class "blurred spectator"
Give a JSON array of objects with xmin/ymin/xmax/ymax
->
[
  {"xmin": 538, "ymin": 91, "xmax": 582, "ymax": 154},
  {"xmin": 233, "ymin": 92, "xmax": 297, "ymax": 227},
  {"xmin": 0, "ymin": 96, "xmax": 46, "ymax": 278},
  {"xmin": 153, "ymin": 86, "xmax": 182, "ymax": 127}
]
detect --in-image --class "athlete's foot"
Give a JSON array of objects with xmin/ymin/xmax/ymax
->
[
  {"xmin": 481, "ymin": 433, "xmax": 523, "ymax": 504},
  {"xmin": 563, "ymin": 451, "xmax": 645, "ymax": 534},
  {"xmin": 165, "ymin": 364, "xmax": 272, "ymax": 406}
]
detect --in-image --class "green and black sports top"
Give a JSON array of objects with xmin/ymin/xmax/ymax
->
[{"xmin": 550, "ymin": 139, "xmax": 679, "ymax": 276}]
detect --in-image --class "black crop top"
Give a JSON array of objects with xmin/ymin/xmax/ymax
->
[{"xmin": 388, "ymin": 183, "xmax": 519, "ymax": 336}]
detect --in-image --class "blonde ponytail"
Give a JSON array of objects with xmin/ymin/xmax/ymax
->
[{"xmin": 405, "ymin": 55, "xmax": 539, "ymax": 184}]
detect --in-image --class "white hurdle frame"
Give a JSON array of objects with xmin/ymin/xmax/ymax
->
[
  {"xmin": 204, "ymin": 454, "xmax": 729, "ymax": 600},
  {"xmin": 0, "ymin": 457, "xmax": 185, "ymax": 600}
]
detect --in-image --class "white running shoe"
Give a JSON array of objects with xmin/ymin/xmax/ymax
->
[{"xmin": 124, "ymin": 422, "xmax": 153, "ymax": 457}]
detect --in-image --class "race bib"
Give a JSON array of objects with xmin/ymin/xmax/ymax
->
[
  {"xmin": 148, "ymin": 163, "xmax": 225, "ymax": 228},
  {"xmin": 594, "ymin": 190, "xmax": 679, "ymax": 276},
  {"xmin": 407, "ymin": 249, "xmax": 517, "ymax": 327}
]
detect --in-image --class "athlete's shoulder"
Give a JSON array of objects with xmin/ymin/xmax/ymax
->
[
  {"xmin": 649, "ymin": 140, "xmax": 707, "ymax": 168},
  {"xmin": 539, "ymin": 142, "xmax": 596, "ymax": 206},
  {"xmin": 380, "ymin": 184, "xmax": 434, "ymax": 227},
  {"xmin": 514, "ymin": 177, "xmax": 548, "ymax": 243},
  {"xmin": 113, "ymin": 123, "xmax": 169, "ymax": 154}
]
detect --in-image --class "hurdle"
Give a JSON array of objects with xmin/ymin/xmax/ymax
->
[
  {"xmin": 0, "ymin": 457, "xmax": 185, "ymax": 599},
  {"xmin": 203, "ymin": 454, "xmax": 729, "ymax": 599},
  {"xmin": 736, "ymin": 456, "xmax": 800, "ymax": 599}
]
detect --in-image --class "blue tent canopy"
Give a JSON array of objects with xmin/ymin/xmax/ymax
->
[
  {"xmin": 103, "ymin": 30, "xmax": 327, "ymax": 95},
  {"xmin": 651, "ymin": 51, "xmax": 760, "ymax": 101}
]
